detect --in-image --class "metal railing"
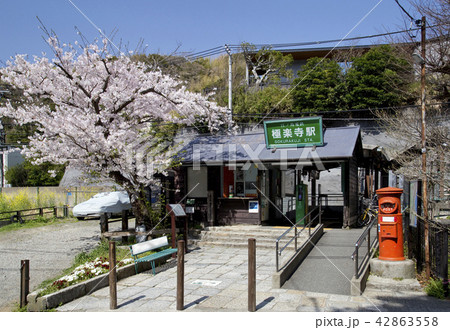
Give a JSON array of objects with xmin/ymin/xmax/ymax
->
[
  {"xmin": 351, "ymin": 216, "xmax": 379, "ymax": 279},
  {"xmin": 275, "ymin": 201, "xmax": 322, "ymax": 272},
  {"xmin": 318, "ymin": 193, "xmax": 344, "ymax": 206}
]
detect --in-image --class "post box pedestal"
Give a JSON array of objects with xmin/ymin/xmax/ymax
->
[{"xmin": 369, "ymin": 258, "xmax": 415, "ymax": 279}]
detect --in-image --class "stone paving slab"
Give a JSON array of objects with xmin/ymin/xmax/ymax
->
[{"xmin": 57, "ymin": 245, "xmax": 450, "ymax": 312}]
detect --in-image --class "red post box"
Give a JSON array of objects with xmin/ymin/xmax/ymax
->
[{"xmin": 376, "ymin": 187, "xmax": 404, "ymax": 261}]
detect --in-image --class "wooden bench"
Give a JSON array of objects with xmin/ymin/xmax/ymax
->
[{"xmin": 129, "ymin": 236, "xmax": 178, "ymax": 275}]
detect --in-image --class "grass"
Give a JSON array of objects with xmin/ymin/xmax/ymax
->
[
  {"xmin": 0, "ymin": 216, "xmax": 77, "ymax": 234},
  {"xmin": 13, "ymin": 303, "xmax": 57, "ymax": 312},
  {"xmin": 425, "ymin": 277, "xmax": 446, "ymax": 300}
]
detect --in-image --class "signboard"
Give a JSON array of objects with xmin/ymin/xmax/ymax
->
[
  {"xmin": 186, "ymin": 199, "xmax": 195, "ymax": 213},
  {"xmin": 263, "ymin": 117, "xmax": 323, "ymax": 149},
  {"xmin": 249, "ymin": 201, "xmax": 259, "ymax": 213},
  {"xmin": 409, "ymin": 181, "xmax": 418, "ymax": 227},
  {"xmin": 168, "ymin": 204, "xmax": 186, "ymax": 217},
  {"xmin": 282, "ymin": 169, "xmax": 296, "ymax": 197}
]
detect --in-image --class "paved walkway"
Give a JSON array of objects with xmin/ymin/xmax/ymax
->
[{"xmin": 57, "ymin": 245, "xmax": 450, "ymax": 312}]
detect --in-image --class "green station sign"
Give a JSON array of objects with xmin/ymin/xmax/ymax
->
[{"xmin": 263, "ymin": 117, "xmax": 324, "ymax": 149}]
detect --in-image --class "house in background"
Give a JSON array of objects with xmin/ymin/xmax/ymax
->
[
  {"xmin": 1, "ymin": 148, "xmax": 24, "ymax": 187},
  {"xmin": 245, "ymin": 44, "xmax": 374, "ymax": 87}
]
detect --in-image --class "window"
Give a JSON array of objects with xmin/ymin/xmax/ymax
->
[
  {"xmin": 235, "ymin": 164, "xmax": 258, "ymax": 197},
  {"xmin": 187, "ymin": 167, "xmax": 208, "ymax": 198}
]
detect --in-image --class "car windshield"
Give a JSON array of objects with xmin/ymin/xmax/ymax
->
[{"xmin": 92, "ymin": 192, "xmax": 111, "ymax": 198}]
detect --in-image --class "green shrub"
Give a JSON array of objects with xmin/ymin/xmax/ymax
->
[
  {"xmin": 0, "ymin": 190, "xmax": 34, "ymax": 213},
  {"xmin": 425, "ymin": 278, "xmax": 445, "ymax": 299}
]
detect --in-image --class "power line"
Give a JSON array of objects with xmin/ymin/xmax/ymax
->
[
  {"xmin": 185, "ymin": 26, "xmax": 427, "ymax": 61},
  {"xmin": 394, "ymin": 0, "xmax": 416, "ymax": 22},
  {"xmin": 252, "ymin": 28, "xmax": 422, "ymax": 50},
  {"xmin": 231, "ymin": 101, "xmax": 449, "ymax": 117}
]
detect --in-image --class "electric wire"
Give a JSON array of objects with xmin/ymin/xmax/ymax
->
[
  {"xmin": 394, "ymin": 0, "xmax": 416, "ymax": 22},
  {"xmin": 182, "ymin": 23, "xmax": 444, "ymax": 63},
  {"xmin": 184, "ymin": 27, "xmax": 429, "ymax": 61}
]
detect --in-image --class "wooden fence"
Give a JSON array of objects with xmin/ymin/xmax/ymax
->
[{"xmin": 0, "ymin": 205, "xmax": 69, "ymax": 228}]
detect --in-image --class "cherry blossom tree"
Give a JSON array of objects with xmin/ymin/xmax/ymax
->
[{"xmin": 0, "ymin": 35, "xmax": 231, "ymax": 226}]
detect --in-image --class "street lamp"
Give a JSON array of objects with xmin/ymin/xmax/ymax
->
[
  {"xmin": 412, "ymin": 49, "xmax": 425, "ymax": 65},
  {"xmin": 224, "ymin": 44, "xmax": 233, "ymax": 120}
]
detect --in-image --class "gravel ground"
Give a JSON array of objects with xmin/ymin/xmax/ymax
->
[{"xmin": 0, "ymin": 218, "xmax": 131, "ymax": 311}]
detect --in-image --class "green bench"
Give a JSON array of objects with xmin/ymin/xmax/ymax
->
[{"xmin": 129, "ymin": 236, "xmax": 178, "ymax": 275}]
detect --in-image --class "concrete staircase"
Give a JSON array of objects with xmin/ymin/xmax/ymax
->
[{"xmin": 189, "ymin": 225, "xmax": 311, "ymax": 250}]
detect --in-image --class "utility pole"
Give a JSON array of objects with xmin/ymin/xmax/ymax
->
[
  {"xmin": 0, "ymin": 119, "xmax": 5, "ymax": 188},
  {"xmin": 418, "ymin": 16, "xmax": 430, "ymax": 279},
  {"xmin": 224, "ymin": 44, "xmax": 233, "ymax": 121},
  {"xmin": 0, "ymin": 90, "xmax": 10, "ymax": 188}
]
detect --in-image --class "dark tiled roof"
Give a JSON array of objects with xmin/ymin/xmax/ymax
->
[{"xmin": 177, "ymin": 126, "xmax": 361, "ymax": 166}]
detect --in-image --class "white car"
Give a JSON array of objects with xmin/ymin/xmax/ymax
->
[{"xmin": 72, "ymin": 191, "xmax": 132, "ymax": 220}]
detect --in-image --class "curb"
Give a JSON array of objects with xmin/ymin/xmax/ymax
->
[{"xmin": 27, "ymin": 258, "xmax": 171, "ymax": 312}]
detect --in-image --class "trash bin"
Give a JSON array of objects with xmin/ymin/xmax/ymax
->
[{"xmin": 135, "ymin": 224, "xmax": 147, "ymax": 243}]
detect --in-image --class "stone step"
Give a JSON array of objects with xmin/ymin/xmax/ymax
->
[
  {"xmin": 196, "ymin": 236, "xmax": 296, "ymax": 247},
  {"xmin": 190, "ymin": 239, "xmax": 302, "ymax": 250},
  {"xmin": 201, "ymin": 226, "xmax": 311, "ymax": 238},
  {"xmin": 201, "ymin": 225, "xmax": 309, "ymax": 235},
  {"xmin": 190, "ymin": 225, "xmax": 312, "ymax": 250},
  {"xmin": 199, "ymin": 231, "xmax": 303, "ymax": 241},
  {"xmin": 203, "ymin": 225, "xmax": 290, "ymax": 233},
  {"xmin": 365, "ymin": 275, "xmax": 423, "ymax": 292},
  {"xmin": 199, "ymin": 231, "xmax": 307, "ymax": 241}
]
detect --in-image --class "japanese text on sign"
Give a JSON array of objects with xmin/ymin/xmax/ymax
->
[{"xmin": 263, "ymin": 117, "xmax": 323, "ymax": 149}]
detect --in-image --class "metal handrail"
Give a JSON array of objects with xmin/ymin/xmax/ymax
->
[
  {"xmin": 275, "ymin": 200, "xmax": 322, "ymax": 271},
  {"xmin": 351, "ymin": 216, "xmax": 379, "ymax": 279}
]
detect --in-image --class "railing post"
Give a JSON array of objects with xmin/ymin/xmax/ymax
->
[
  {"xmin": 100, "ymin": 213, "xmax": 108, "ymax": 234},
  {"xmin": 319, "ymin": 200, "xmax": 322, "ymax": 224},
  {"xmin": 248, "ymin": 238, "xmax": 256, "ymax": 312},
  {"xmin": 121, "ymin": 210, "xmax": 128, "ymax": 244},
  {"xmin": 354, "ymin": 246, "xmax": 359, "ymax": 279},
  {"xmin": 17, "ymin": 211, "xmax": 23, "ymax": 224},
  {"xmin": 177, "ymin": 240, "xmax": 185, "ymax": 311},
  {"xmin": 39, "ymin": 208, "xmax": 44, "ymax": 217},
  {"xmin": 294, "ymin": 226, "xmax": 298, "ymax": 251},
  {"xmin": 368, "ymin": 227, "xmax": 371, "ymax": 256},
  {"xmin": 20, "ymin": 260, "xmax": 30, "ymax": 308},
  {"xmin": 53, "ymin": 206, "xmax": 57, "ymax": 217},
  {"xmin": 109, "ymin": 241, "xmax": 117, "ymax": 310},
  {"xmin": 275, "ymin": 240, "xmax": 279, "ymax": 272}
]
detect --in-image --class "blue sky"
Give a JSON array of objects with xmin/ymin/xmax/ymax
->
[{"xmin": 0, "ymin": 0, "xmax": 419, "ymax": 63}]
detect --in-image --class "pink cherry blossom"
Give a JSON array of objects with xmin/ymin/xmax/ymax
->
[{"xmin": 1, "ymin": 36, "xmax": 232, "ymax": 224}]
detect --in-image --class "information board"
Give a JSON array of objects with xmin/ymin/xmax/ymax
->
[{"xmin": 169, "ymin": 204, "xmax": 186, "ymax": 217}]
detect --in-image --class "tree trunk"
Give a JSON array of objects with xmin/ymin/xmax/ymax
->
[
  {"xmin": 108, "ymin": 171, "xmax": 153, "ymax": 228},
  {"xmin": 130, "ymin": 188, "xmax": 153, "ymax": 228}
]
